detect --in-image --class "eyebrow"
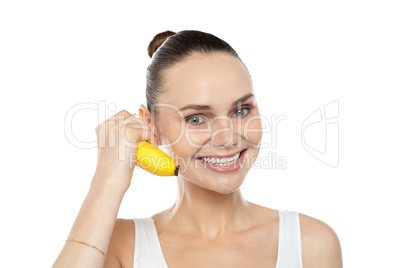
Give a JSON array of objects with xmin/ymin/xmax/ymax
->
[{"xmin": 178, "ymin": 93, "xmax": 255, "ymax": 112}]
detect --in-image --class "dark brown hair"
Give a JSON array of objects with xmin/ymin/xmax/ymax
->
[{"xmin": 146, "ymin": 30, "xmax": 247, "ymax": 121}]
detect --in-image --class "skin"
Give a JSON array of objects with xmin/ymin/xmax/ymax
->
[{"xmin": 104, "ymin": 52, "xmax": 343, "ymax": 267}]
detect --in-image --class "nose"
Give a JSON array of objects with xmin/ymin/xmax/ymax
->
[{"xmin": 210, "ymin": 116, "xmax": 237, "ymax": 148}]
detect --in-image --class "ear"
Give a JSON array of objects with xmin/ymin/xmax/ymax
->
[
  {"xmin": 138, "ymin": 104, "xmax": 161, "ymax": 145},
  {"xmin": 138, "ymin": 104, "xmax": 150, "ymax": 124}
]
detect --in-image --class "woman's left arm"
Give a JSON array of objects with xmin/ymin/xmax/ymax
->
[{"xmin": 299, "ymin": 213, "xmax": 343, "ymax": 268}]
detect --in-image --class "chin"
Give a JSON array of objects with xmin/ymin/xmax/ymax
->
[
  {"xmin": 208, "ymin": 178, "xmax": 244, "ymax": 195},
  {"xmin": 211, "ymin": 187, "xmax": 240, "ymax": 195},
  {"xmin": 181, "ymin": 172, "xmax": 244, "ymax": 195}
]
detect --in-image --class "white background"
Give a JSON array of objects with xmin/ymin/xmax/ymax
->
[{"xmin": 1, "ymin": 1, "xmax": 401, "ymax": 267}]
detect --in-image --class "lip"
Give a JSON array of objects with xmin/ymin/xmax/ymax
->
[
  {"xmin": 196, "ymin": 149, "xmax": 247, "ymax": 173},
  {"xmin": 196, "ymin": 149, "xmax": 245, "ymax": 159}
]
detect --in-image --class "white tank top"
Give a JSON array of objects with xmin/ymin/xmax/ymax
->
[{"xmin": 132, "ymin": 209, "xmax": 303, "ymax": 268}]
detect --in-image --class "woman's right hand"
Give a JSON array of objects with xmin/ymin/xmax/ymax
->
[
  {"xmin": 93, "ymin": 110, "xmax": 161, "ymax": 193},
  {"xmin": 53, "ymin": 109, "xmax": 161, "ymax": 268}
]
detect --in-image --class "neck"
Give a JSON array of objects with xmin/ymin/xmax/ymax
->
[{"xmin": 165, "ymin": 176, "xmax": 253, "ymax": 240}]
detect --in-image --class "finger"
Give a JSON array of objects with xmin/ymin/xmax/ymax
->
[
  {"xmin": 125, "ymin": 116, "xmax": 161, "ymax": 145},
  {"xmin": 124, "ymin": 122, "xmax": 157, "ymax": 148},
  {"xmin": 132, "ymin": 113, "xmax": 162, "ymax": 146},
  {"xmin": 134, "ymin": 126, "xmax": 158, "ymax": 147},
  {"xmin": 110, "ymin": 110, "xmax": 134, "ymax": 123},
  {"xmin": 143, "ymin": 127, "xmax": 160, "ymax": 148}
]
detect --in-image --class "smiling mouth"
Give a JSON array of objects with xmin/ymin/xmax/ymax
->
[{"xmin": 196, "ymin": 149, "xmax": 247, "ymax": 166}]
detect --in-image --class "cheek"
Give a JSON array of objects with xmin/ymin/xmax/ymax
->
[
  {"xmin": 184, "ymin": 121, "xmax": 213, "ymax": 145},
  {"xmin": 170, "ymin": 137, "xmax": 199, "ymax": 171},
  {"xmin": 157, "ymin": 119, "xmax": 185, "ymax": 148},
  {"xmin": 243, "ymin": 116, "xmax": 263, "ymax": 146}
]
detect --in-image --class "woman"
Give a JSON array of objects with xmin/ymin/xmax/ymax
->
[{"xmin": 53, "ymin": 30, "xmax": 342, "ymax": 267}]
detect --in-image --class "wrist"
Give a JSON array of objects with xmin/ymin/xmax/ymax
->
[{"xmin": 90, "ymin": 172, "xmax": 129, "ymax": 200}]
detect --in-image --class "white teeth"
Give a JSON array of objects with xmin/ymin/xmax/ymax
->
[{"xmin": 201, "ymin": 152, "xmax": 241, "ymax": 166}]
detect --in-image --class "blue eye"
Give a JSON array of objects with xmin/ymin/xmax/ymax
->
[
  {"xmin": 185, "ymin": 106, "xmax": 251, "ymax": 126},
  {"xmin": 234, "ymin": 107, "xmax": 250, "ymax": 117},
  {"xmin": 186, "ymin": 116, "xmax": 206, "ymax": 125}
]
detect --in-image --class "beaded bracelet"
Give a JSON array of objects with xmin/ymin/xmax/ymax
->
[{"xmin": 65, "ymin": 239, "xmax": 106, "ymax": 258}]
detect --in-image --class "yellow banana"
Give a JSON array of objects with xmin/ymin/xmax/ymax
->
[
  {"xmin": 131, "ymin": 112, "xmax": 179, "ymax": 176},
  {"xmin": 135, "ymin": 141, "xmax": 180, "ymax": 176}
]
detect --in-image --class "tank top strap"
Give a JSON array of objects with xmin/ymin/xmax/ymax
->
[
  {"xmin": 132, "ymin": 217, "xmax": 169, "ymax": 268},
  {"xmin": 276, "ymin": 210, "xmax": 303, "ymax": 268}
]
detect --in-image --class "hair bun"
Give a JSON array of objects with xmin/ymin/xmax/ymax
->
[{"xmin": 148, "ymin": 30, "xmax": 176, "ymax": 58}]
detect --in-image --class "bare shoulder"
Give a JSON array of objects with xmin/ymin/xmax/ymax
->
[
  {"xmin": 299, "ymin": 213, "xmax": 343, "ymax": 268},
  {"xmin": 104, "ymin": 218, "xmax": 135, "ymax": 268}
]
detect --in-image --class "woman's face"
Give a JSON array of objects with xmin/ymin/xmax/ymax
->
[{"xmin": 154, "ymin": 52, "xmax": 263, "ymax": 194}]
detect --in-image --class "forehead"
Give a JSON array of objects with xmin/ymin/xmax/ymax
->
[{"xmin": 160, "ymin": 52, "xmax": 253, "ymax": 110}]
